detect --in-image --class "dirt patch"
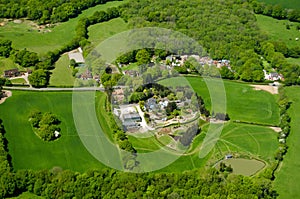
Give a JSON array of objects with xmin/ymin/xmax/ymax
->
[
  {"xmin": 270, "ymin": 126, "xmax": 282, "ymax": 133},
  {"xmin": 0, "ymin": 90, "xmax": 12, "ymax": 104},
  {"xmin": 13, "ymin": 19, "xmax": 22, "ymax": 24},
  {"xmin": 251, "ymin": 84, "xmax": 278, "ymax": 95}
]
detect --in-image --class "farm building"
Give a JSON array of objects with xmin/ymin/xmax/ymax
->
[{"xmin": 123, "ymin": 113, "xmax": 142, "ymax": 122}]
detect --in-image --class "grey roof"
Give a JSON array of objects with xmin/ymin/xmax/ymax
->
[
  {"xmin": 122, "ymin": 120, "xmax": 137, "ymax": 127},
  {"xmin": 123, "ymin": 113, "xmax": 141, "ymax": 121}
]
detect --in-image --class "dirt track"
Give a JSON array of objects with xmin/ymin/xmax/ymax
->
[{"xmin": 251, "ymin": 84, "xmax": 278, "ymax": 95}]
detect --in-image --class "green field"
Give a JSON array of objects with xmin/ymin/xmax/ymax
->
[
  {"xmin": 221, "ymin": 158, "xmax": 265, "ymax": 176},
  {"xmin": 258, "ymin": 0, "xmax": 300, "ymax": 9},
  {"xmin": 127, "ymin": 122, "xmax": 278, "ymax": 172},
  {"xmin": 256, "ymin": 14, "xmax": 300, "ymax": 48},
  {"xmin": 0, "ymin": 91, "xmax": 106, "ymax": 172},
  {"xmin": 0, "ymin": 78, "xmax": 280, "ymax": 173},
  {"xmin": 88, "ymin": 18, "xmax": 128, "ymax": 48},
  {"xmin": 49, "ymin": 55, "xmax": 75, "ymax": 87},
  {"xmin": 274, "ymin": 86, "xmax": 300, "ymax": 199},
  {"xmin": 10, "ymin": 78, "xmax": 26, "ymax": 84},
  {"xmin": 159, "ymin": 76, "xmax": 280, "ymax": 126},
  {"xmin": 0, "ymin": 1, "xmax": 126, "ymax": 55},
  {"xmin": 210, "ymin": 122, "xmax": 278, "ymax": 162},
  {"xmin": 0, "ymin": 57, "xmax": 19, "ymax": 74},
  {"xmin": 287, "ymin": 57, "xmax": 300, "ymax": 65}
]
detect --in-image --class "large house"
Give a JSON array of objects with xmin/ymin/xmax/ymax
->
[{"xmin": 4, "ymin": 69, "xmax": 19, "ymax": 78}]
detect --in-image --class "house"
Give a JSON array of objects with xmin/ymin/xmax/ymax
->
[
  {"xmin": 146, "ymin": 98, "xmax": 158, "ymax": 111},
  {"xmin": 263, "ymin": 70, "xmax": 283, "ymax": 81},
  {"xmin": 79, "ymin": 70, "xmax": 92, "ymax": 80},
  {"xmin": 4, "ymin": 68, "xmax": 20, "ymax": 78},
  {"xmin": 159, "ymin": 100, "xmax": 169, "ymax": 109},
  {"xmin": 123, "ymin": 70, "xmax": 139, "ymax": 77}
]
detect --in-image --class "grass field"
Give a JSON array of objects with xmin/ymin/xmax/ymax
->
[
  {"xmin": 0, "ymin": 57, "xmax": 19, "ymax": 74},
  {"xmin": 256, "ymin": 14, "xmax": 300, "ymax": 48},
  {"xmin": 159, "ymin": 76, "xmax": 280, "ymax": 126},
  {"xmin": 274, "ymin": 86, "xmax": 300, "ymax": 199},
  {"xmin": 49, "ymin": 55, "xmax": 75, "ymax": 87},
  {"xmin": 287, "ymin": 57, "xmax": 300, "ymax": 65},
  {"xmin": 0, "ymin": 91, "xmax": 106, "ymax": 172},
  {"xmin": 0, "ymin": 1, "xmax": 126, "ymax": 55},
  {"xmin": 258, "ymin": 0, "xmax": 300, "ymax": 9},
  {"xmin": 220, "ymin": 158, "xmax": 265, "ymax": 176},
  {"xmin": 127, "ymin": 121, "xmax": 278, "ymax": 172},
  {"xmin": 210, "ymin": 122, "xmax": 278, "ymax": 162},
  {"xmin": 88, "ymin": 18, "xmax": 128, "ymax": 48}
]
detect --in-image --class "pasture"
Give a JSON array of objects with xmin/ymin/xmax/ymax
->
[
  {"xmin": 219, "ymin": 158, "xmax": 265, "ymax": 176},
  {"xmin": 0, "ymin": 91, "xmax": 106, "ymax": 172},
  {"xmin": 159, "ymin": 76, "xmax": 280, "ymax": 126},
  {"xmin": 274, "ymin": 86, "xmax": 300, "ymax": 199},
  {"xmin": 256, "ymin": 14, "xmax": 300, "ymax": 48},
  {"xmin": 0, "ymin": 57, "xmax": 18, "ymax": 74},
  {"xmin": 88, "ymin": 18, "xmax": 128, "ymax": 48},
  {"xmin": 151, "ymin": 122, "xmax": 277, "ymax": 172},
  {"xmin": 258, "ymin": 0, "xmax": 300, "ymax": 9},
  {"xmin": 0, "ymin": 1, "xmax": 126, "ymax": 55},
  {"xmin": 49, "ymin": 55, "xmax": 75, "ymax": 87}
]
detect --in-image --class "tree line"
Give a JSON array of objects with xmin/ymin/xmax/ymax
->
[
  {"xmin": 250, "ymin": 0, "xmax": 300, "ymax": 22},
  {"xmin": 0, "ymin": 0, "xmax": 120, "ymax": 24}
]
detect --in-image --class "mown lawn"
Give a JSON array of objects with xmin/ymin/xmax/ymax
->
[
  {"xmin": 256, "ymin": 14, "xmax": 300, "ymax": 48},
  {"xmin": 274, "ymin": 86, "xmax": 300, "ymax": 199},
  {"xmin": 0, "ymin": 91, "xmax": 106, "ymax": 172},
  {"xmin": 0, "ymin": 1, "xmax": 126, "ymax": 55},
  {"xmin": 10, "ymin": 78, "xmax": 26, "ymax": 84},
  {"xmin": 49, "ymin": 55, "xmax": 75, "ymax": 87}
]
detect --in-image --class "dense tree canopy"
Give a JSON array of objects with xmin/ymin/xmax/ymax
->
[
  {"xmin": 28, "ymin": 69, "xmax": 49, "ymax": 88},
  {"xmin": 0, "ymin": 0, "xmax": 118, "ymax": 24},
  {"xmin": 120, "ymin": 0, "xmax": 266, "ymax": 81}
]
